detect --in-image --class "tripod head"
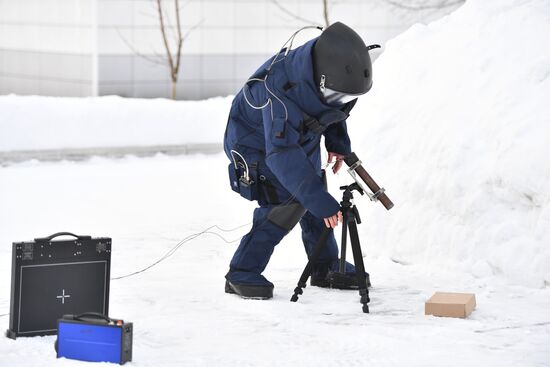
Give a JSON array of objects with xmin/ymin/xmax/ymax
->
[
  {"xmin": 339, "ymin": 182, "xmax": 362, "ymax": 224},
  {"xmin": 340, "ymin": 182, "xmax": 365, "ymax": 198},
  {"xmin": 339, "ymin": 182, "xmax": 364, "ymax": 196}
]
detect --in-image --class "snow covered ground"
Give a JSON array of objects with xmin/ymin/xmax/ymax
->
[
  {"xmin": 0, "ymin": 154, "xmax": 549, "ymax": 367},
  {"xmin": 1, "ymin": 0, "xmax": 549, "ymax": 365}
]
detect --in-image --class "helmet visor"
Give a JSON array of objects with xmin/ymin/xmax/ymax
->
[{"xmin": 322, "ymin": 87, "xmax": 362, "ymax": 105}]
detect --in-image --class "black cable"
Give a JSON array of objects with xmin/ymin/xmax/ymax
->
[
  {"xmin": 111, "ymin": 161, "xmax": 332, "ymax": 282},
  {"xmin": 0, "ymin": 162, "xmax": 333, "ymax": 314},
  {"xmin": 110, "ymin": 173, "xmax": 313, "ymax": 281},
  {"xmin": 0, "ymin": 218, "xmax": 288, "ymax": 315},
  {"xmin": 0, "ymin": 226, "xmax": 252, "ymax": 317},
  {"xmin": 111, "ymin": 223, "xmax": 250, "ymax": 280},
  {"xmin": 212, "ymin": 223, "xmax": 251, "ymax": 233}
]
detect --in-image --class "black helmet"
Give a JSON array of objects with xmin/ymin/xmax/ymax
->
[{"xmin": 312, "ymin": 22, "xmax": 380, "ymax": 104}]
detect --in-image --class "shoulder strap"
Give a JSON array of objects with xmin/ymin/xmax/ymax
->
[{"xmin": 301, "ymin": 111, "xmax": 326, "ymax": 134}]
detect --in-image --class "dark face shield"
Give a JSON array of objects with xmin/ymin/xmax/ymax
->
[{"xmin": 321, "ymin": 86, "xmax": 362, "ymax": 105}]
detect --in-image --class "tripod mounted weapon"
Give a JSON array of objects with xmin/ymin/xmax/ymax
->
[{"xmin": 290, "ymin": 152, "xmax": 393, "ymax": 313}]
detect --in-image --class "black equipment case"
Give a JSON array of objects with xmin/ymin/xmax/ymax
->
[{"xmin": 6, "ymin": 232, "xmax": 111, "ymax": 339}]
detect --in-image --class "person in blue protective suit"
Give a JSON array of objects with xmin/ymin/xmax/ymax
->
[{"xmin": 223, "ymin": 22, "xmax": 380, "ymax": 299}]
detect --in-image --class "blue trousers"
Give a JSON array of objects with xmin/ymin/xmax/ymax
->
[
  {"xmin": 227, "ymin": 203, "xmax": 340, "ymax": 286},
  {"xmin": 224, "ymin": 144, "xmax": 350, "ymax": 286}
]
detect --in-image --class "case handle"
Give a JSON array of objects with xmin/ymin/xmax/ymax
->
[
  {"xmin": 73, "ymin": 312, "xmax": 113, "ymax": 323},
  {"xmin": 34, "ymin": 232, "xmax": 92, "ymax": 242}
]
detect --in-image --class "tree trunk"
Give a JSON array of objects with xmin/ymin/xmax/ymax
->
[
  {"xmin": 322, "ymin": 0, "xmax": 330, "ymax": 28},
  {"xmin": 171, "ymin": 78, "xmax": 177, "ymax": 100}
]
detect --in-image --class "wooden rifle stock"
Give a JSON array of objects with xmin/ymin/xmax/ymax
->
[{"xmin": 344, "ymin": 152, "xmax": 394, "ymax": 210}]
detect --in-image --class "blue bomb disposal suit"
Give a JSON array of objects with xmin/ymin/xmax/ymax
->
[{"xmin": 223, "ymin": 22, "xmax": 378, "ymax": 299}]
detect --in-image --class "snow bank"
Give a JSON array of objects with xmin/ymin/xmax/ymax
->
[
  {"xmin": 350, "ymin": 0, "xmax": 550, "ymax": 287},
  {"xmin": 0, "ymin": 95, "xmax": 232, "ymax": 151}
]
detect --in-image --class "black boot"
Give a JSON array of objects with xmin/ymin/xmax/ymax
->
[{"xmin": 225, "ymin": 280, "xmax": 274, "ymax": 300}]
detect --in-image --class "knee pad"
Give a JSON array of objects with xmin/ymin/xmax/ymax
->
[{"xmin": 267, "ymin": 201, "xmax": 307, "ymax": 231}]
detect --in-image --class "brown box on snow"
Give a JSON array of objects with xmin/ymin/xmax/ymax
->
[{"xmin": 425, "ymin": 292, "xmax": 476, "ymax": 318}]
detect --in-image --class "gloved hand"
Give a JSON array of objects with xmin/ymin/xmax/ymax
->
[{"xmin": 327, "ymin": 152, "xmax": 345, "ymax": 174}]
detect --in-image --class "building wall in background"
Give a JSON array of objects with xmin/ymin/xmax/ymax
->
[
  {"xmin": 0, "ymin": 0, "xmax": 458, "ymax": 99},
  {"xmin": 0, "ymin": 0, "xmax": 95, "ymax": 96}
]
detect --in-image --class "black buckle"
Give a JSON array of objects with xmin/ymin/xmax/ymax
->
[{"xmin": 303, "ymin": 116, "xmax": 325, "ymax": 134}]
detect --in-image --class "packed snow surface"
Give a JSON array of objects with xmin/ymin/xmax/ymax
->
[
  {"xmin": 0, "ymin": 155, "xmax": 549, "ymax": 367},
  {"xmin": 349, "ymin": 0, "xmax": 550, "ymax": 287}
]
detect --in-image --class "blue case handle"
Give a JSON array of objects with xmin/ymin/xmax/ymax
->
[{"xmin": 61, "ymin": 312, "xmax": 119, "ymax": 325}]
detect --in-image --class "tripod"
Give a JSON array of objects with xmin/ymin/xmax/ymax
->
[{"xmin": 290, "ymin": 182, "xmax": 371, "ymax": 313}]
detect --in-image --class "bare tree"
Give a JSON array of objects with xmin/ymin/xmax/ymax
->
[
  {"xmin": 268, "ymin": 0, "xmax": 332, "ymax": 28},
  {"xmin": 118, "ymin": 0, "xmax": 201, "ymax": 100},
  {"xmin": 269, "ymin": 0, "xmax": 464, "ymax": 29},
  {"xmin": 380, "ymin": 0, "xmax": 465, "ymax": 11},
  {"xmin": 322, "ymin": 0, "xmax": 330, "ymax": 28},
  {"xmin": 155, "ymin": 0, "xmax": 202, "ymax": 99}
]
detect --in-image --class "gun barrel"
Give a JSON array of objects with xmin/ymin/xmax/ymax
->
[{"xmin": 344, "ymin": 153, "xmax": 394, "ymax": 210}]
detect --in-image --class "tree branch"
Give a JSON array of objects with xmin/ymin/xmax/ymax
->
[
  {"xmin": 268, "ymin": 0, "xmax": 321, "ymax": 26},
  {"xmin": 116, "ymin": 28, "xmax": 167, "ymax": 66},
  {"xmin": 161, "ymin": 4, "xmax": 179, "ymax": 53},
  {"xmin": 380, "ymin": 0, "xmax": 464, "ymax": 11},
  {"xmin": 322, "ymin": 0, "xmax": 330, "ymax": 28},
  {"xmin": 182, "ymin": 19, "xmax": 203, "ymax": 43},
  {"xmin": 156, "ymin": 0, "xmax": 175, "ymax": 78},
  {"xmin": 174, "ymin": 0, "xmax": 183, "ymax": 76}
]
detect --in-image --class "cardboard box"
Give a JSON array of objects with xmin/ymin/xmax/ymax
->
[{"xmin": 425, "ymin": 292, "xmax": 476, "ymax": 318}]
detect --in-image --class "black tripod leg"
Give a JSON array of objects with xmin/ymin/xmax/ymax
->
[
  {"xmin": 339, "ymin": 213, "xmax": 348, "ymax": 273},
  {"xmin": 348, "ymin": 220, "xmax": 370, "ymax": 313},
  {"xmin": 291, "ymin": 227, "xmax": 332, "ymax": 302}
]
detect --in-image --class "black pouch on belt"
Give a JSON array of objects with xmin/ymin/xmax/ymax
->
[{"xmin": 228, "ymin": 162, "xmax": 259, "ymax": 201}]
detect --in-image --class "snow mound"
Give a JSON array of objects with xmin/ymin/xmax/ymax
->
[
  {"xmin": 351, "ymin": 0, "xmax": 550, "ymax": 287},
  {"xmin": 0, "ymin": 95, "xmax": 232, "ymax": 151}
]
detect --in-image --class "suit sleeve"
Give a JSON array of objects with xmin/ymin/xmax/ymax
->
[
  {"xmin": 323, "ymin": 120, "xmax": 352, "ymax": 156},
  {"xmin": 262, "ymin": 102, "xmax": 340, "ymax": 219}
]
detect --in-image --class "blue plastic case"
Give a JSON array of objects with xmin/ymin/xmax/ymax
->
[{"xmin": 56, "ymin": 313, "xmax": 132, "ymax": 365}]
